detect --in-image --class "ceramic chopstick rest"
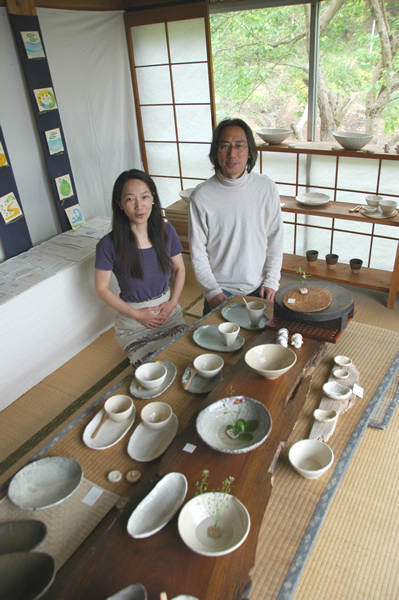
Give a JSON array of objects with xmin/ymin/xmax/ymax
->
[
  {"xmin": 291, "ymin": 333, "xmax": 303, "ymax": 348},
  {"xmin": 276, "ymin": 328, "xmax": 289, "ymax": 346}
]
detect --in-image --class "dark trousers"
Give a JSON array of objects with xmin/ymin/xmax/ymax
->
[{"xmin": 202, "ymin": 285, "xmax": 262, "ymax": 316}]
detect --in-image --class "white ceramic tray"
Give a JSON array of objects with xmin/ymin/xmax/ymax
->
[
  {"xmin": 83, "ymin": 407, "xmax": 136, "ymax": 450},
  {"xmin": 127, "ymin": 413, "xmax": 178, "ymax": 462}
]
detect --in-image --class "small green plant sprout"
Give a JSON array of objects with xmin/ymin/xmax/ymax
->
[
  {"xmin": 297, "ymin": 266, "xmax": 309, "ymax": 286},
  {"xmin": 195, "ymin": 469, "xmax": 235, "ymax": 537},
  {"xmin": 223, "ymin": 388, "xmax": 259, "ymax": 441}
]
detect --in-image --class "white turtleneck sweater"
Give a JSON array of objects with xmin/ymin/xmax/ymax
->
[{"xmin": 188, "ymin": 170, "xmax": 283, "ymax": 301}]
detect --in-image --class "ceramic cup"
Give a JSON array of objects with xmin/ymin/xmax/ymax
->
[
  {"xmin": 325, "ymin": 253, "xmax": 339, "ymax": 270},
  {"xmin": 366, "ymin": 194, "xmax": 382, "ymax": 207},
  {"xmin": 104, "ymin": 394, "xmax": 134, "ymax": 422},
  {"xmin": 246, "ymin": 300, "xmax": 265, "ymax": 326},
  {"xmin": 141, "ymin": 401, "xmax": 172, "ymax": 430},
  {"xmin": 218, "ymin": 322, "xmax": 240, "ymax": 346},
  {"xmin": 379, "ymin": 199, "xmax": 397, "ymax": 215},
  {"xmin": 350, "ymin": 258, "xmax": 363, "ymax": 273},
  {"xmin": 306, "ymin": 249, "xmax": 319, "ymax": 266}
]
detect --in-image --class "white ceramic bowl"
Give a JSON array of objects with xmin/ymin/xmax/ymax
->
[
  {"xmin": 140, "ymin": 401, "xmax": 172, "ymax": 430},
  {"xmin": 313, "ymin": 409, "xmax": 338, "ymax": 423},
  {"xmin": 333, "ymin": 368, "xmax": 349, "ymax": 380},
  {"xmin": 193, "ymin": 353, "xmax": 224, "ymax": 379},
  {"xmin": 334, "ymin": 355, "xmax": 352, "ymax": 367},
  {"xmin": 178, "ymin": 493, "xmax": 250, "ymax": 556},
  {"xmin": 256, "ymin": 128, "xmax": 291, "ymax": 144},
  {"xmin": 104, "ymin": 394, "xmax": 134, "ymax": 422},
  {"xmin": 245, "ymin": 344, "xmax": 297, "ymax": 379},
  {"xmin": 288, "ymin": 439, "xmax": 334, "ymax": 479},
  {"xmin": 379, "ymin": 199, "xmax": 397, "ymax": 215},
  {"xmin": 366, "ymin": 194, "xmax": 382, "ymax": 207},
  {"xmin": 332, "ymin": 131, "xmax": 373, "ymax": 150},
  {"xmin": 322, "ymin": 380, "xmax": 352, "ymax": 401},
  {"xmin": 135, "ymin": 362, "xmax": 167, "ymax": 390}
]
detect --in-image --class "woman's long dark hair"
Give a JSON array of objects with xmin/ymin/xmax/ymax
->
[
  {"xmin": 111, "ymin": 169, "xmax": 171, "ymax": 279},
  {"xmin": 209, "ymin": 118, "xmax": 258, "ymax": 174}
]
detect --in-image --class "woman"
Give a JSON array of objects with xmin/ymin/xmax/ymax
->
[{"xmin": 95, "ymin": 169, "xmax": 187, "ymax": 366}]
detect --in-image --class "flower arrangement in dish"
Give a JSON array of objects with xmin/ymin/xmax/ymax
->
[
  {"xmin": 194, "ymin": 469, "xmax": 235, "ymax": 538},
  {"xmin": 297, "ymin": 266, "xmax": 310, "ymax": 294},
  {"xmin": 196, "ymin": 395, "xmax": 272, "ymax": 454}
]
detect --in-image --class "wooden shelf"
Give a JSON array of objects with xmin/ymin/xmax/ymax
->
[{"xmin": 257, "ymin": 140, "xmax": 399, "ymax": 161}]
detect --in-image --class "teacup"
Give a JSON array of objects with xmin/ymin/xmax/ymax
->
[
  {"xmin": 141, "ymin": 401, "xmax": 172, "ymax": 430},
  {"xmin": 379, "ymin": 199, "xmax": 397, "ymax": 215},
  {"xmin": 246, "ymin": 300, "xmax": 265, "ymax": 326},
  {"xmin": 365, "ymin": 195, "xmax": 382, "ymax": 207},
  {"xmin": 218, "ymin": 322, "xmax": 240, "ymax": 346}
]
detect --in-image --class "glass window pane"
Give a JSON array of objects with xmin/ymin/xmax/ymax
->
[
  {"xmin": 131, "ymin": 24, "xmax": 168, "ymax": 66},
  {"xmin": 136, "ymin": 66, "xmax": 172, "ymax": 104},
  {"xmin": 369, "ymin": 237, "xmax": 397, "ymax": 271},
  {"xmin": 142, "ymin": 106, "xmax": 176, "ymax": 141},
  {"xmin": 146, "ymin": 142, "xmax": 180, "ymax": 177},
  {"xmin": 379, "ymin": 161, "xmax": 399, "ymax": 196},
  {"xmin": 295, "ymin": 226, "xmax": 333, "ymax": 257},
  {"xmin": 172, "ymin": 64, "xmax": 210, "ymax": 103},
  {"xmin": 261, "ymin": 152, "xmax": 296, "ymax": 185},
  {"xmin": 298, "ymin": 155, "xmax": 336, "ymax": 189},
  {"xmin": 176, "ymin": 105, "xmax": 212, "ymax": 142},
  {"xmin": 336, "ymin": 157, "xmax": 379, "ymax": 193},
  {"xmin": 168, "ymin": 19, "xmax": 207, "ymax": 63},
  {"xmin": 180, "ymin": 143, "xmax": 214, "ymax": 179}
]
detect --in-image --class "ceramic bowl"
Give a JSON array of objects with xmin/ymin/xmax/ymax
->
[
  {"xmin": 104, "ymin": 394, "xmax": 134, "ymax": 422},
  {"xmin": 0, "ymin": 551, "xmax": 56, "ymax": 599},
  {"xmin": 135, "ymin": 362, "xmax": 167, "ymax": 390},
  {"xmin": 177, "ymin": 493, "xmax": 250, "ymax": 556},
  {"xmin": 332, "ymin": 131, "xmax": 373, "ymax": 150},
  {"xmin": 179, "ymin": 188, "xmax": 195, "ymax": 204},
  {"xmin": 193, "ymin": 353, "xmax": 224, "ymax": 379},
  {"xmin": 127, "ymin": 472, "xmax": 188, "ymax": 538},
  {"xmin": 140, "ymin": 401, "xmax": 173, "ymax": 430},
  {"xmin": 322, "ymin": 380, "xmax": 352, "ymax": 401},
  {"xmin": 245, "ymin": 344, "xmax": 297, "ymax": 379},
  {"xmin": 0, "ymin": 520, "xmax": 47, "ymax": 554},
  {"xmin": 379, "ymin": 199, "xmax": 397, "ymax": 215},
  {"xmin": 313, "ymin": 409, "xmax": 339, "ymax": 423},
  {"xmin": 256, "ymin": 128, "xmax": 291, "ymax": 144},
  {"xmin": 196, "ymin": 396, "xmax": 272, "ymax": 454},
  {"xmin": 334, "ymin": 355, "xmax": 352, "ymax": 368},
  {"xmin": 288, "ymin": 439, "xmax": 334, "ymax": 479},
  {"xmin": 366, "ymin": 194, "xmax": 382, "ymax": 207},
  {"xmin": 333, "ymin": 368, "xmax": 349, "ymax": 380}
]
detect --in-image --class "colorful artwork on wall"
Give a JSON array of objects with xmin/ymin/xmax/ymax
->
[
  {"xmin": 34, "ymin": 87, "xmax": 57, "ymax": 113},
  {"xmin": 0, "ymin": 192, "xmax": 23, "ymax": 224},
  {"xmin": 65, "ymin": 204, "xmax": 85, "ymax": 230},
  {"xmin": 20, "ymin": 31, "xmax": 46, "ymax": 60},
  {"xmin": 55, "ymin": 174, "xmax": 74, "ymax": 202},
  {"xmin": 45, "ymin": 128, "xmax": 64, "ymax": 156},
  {"xmin": 0, "ymin": 142, "xmax": 8, "ymax": 167}
]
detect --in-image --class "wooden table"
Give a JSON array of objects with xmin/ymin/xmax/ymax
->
[{"xmin": 43, "ymin": 312, "xmax": 326, "ymax": 600}]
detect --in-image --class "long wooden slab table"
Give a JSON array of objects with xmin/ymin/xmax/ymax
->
[{"xmin": 44, "ymin": 319, "xmax": 326, "ymax": 600}]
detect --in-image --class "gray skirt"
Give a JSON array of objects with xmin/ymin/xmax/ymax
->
[{"xmin": 114, "ymin": 290, "xmax": 187, "ymax": 366}]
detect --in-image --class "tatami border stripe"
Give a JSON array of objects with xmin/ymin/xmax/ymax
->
[{"xmin": 277, "ymin": 351, "xmax": 399, "ymax": 600}]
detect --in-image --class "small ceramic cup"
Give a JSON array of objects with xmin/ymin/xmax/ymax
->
[
  {"xmin": 366, "ymin": 195, "xmax": 382, "ymax": 207},
  {"xmin": 325, "ymin": 253, "xmax": 339, "ymax": 270},
  {"xmin": 379, "ymin": 199, "xmax": 397, "ymax": 215},
  {"xmin": 218, "ymin": 322, "xmax": 240, "ymax": 347},
  {"xmin": 246, "ymin": 300, "xmax": 265, "ymax": 326},
  {"xmin": 306, "ymin": 249, "xmax": 319, "ymax": 266},
  {"xmin": 104, "ymin": 394, "xmax": 134, "ymax": 422},
  {"xmin": 141, "ymin": 401, "xmax": 172, "ymax": 430},
  {"xmin": 350, "ymin": 258, "xmax": 363, "ymax": 273}
]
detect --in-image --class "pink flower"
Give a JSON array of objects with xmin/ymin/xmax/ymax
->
[{"xmin": 233, "ymin": 397, "xmax": 244, "ymax": 405}]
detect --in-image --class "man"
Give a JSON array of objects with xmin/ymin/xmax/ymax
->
[{"xmin": 188, "ymin": 118, "xmax": 284, "ymax": 314}]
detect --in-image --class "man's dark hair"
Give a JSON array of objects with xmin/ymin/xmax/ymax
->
[{"xmin": 209, "ymin": 118, "xmax": 258, "ymax": 174}]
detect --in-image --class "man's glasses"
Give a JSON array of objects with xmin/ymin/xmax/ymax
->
[{"xmin": 217, "ymin": 142, "xmax": 248, "ymax": 154}]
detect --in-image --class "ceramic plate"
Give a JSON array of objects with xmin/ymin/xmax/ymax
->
[
  {"xmin": 221, "ymin": 303, "xmax": 268, "ymax": 331},
  {"xmin": 193, "ymin": 325, "xmax": 245, "ymax": 352},
  {"xmin": 182, "ymin": 364, "xmax": 222, "ymax": 394},
  {"xmin": 196, "ymin": 396, "xmax": 272, "ymax": 454},
  {"xmin": 296, "ymin": 192, "xmax": 330, "ymax": 206},
  {"xmin": 129, "ymin": 361, "xmax": 176, "ymax": 399},
  {"xmin": 8, "ymin": 456, "xmax": 83, "ymax": 511},
  {"xmin": 83, "ymin": 406, "xmax": 136, "ymax": 450},
  {"xmin": 0, "ymin": 520, "xmax": 47, "ymax": 554},
  {"xmin": 127, "ymin": 413, "xmax": 178, "ymax": 462},
  {"xmin": 0, "ymin": 551, "xmax": 56, "ymax": 600},
  {"xmin": 127, "ymin": 472, "xmax": 188, "ymax": 539}
]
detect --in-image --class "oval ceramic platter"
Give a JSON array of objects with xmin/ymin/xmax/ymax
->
[
  {"xmin": 129, "ymin": 361, "xmax": 176, "ymax": 399},
  {"xmin": 0, "ymin": 551, "xmax": 56, "ymax": 600},
  {"xmin": 221, "ymin": 303, "xmax": 268, "ymax": 331},
  {"xmin": 127, "ymin": 413, "xmax": 179, "ymax": 462},
  {"xmin": 127, "ymin": 472, "xmax": 188, "ymax": 539},
  {"xmin": 83, "ymin": 406, "xmax": 136, "ymax": 450},
  {"xmin": 8, "ymin": 456, "xmax": 83, "ymax": 511},
  {"xmin": 193, "ymin": 325, "xmax": 245, "ymax": 352},
  {"xmin": 296, "ymin": 192, "xmax": 330, "ymax": 206},
  {"xmin": 182, "ymin": 364, "xmax": 222, "ymax": 394}
]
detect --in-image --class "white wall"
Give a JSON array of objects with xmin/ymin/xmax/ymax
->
[{"xmin": 0, "ymin": 7, "xmax": 142, "ymax": 262}]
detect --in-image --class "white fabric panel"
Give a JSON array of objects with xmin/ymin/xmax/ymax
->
[
  {"xmin": 37, "ymin": 8, "xmax": 141, "ymax": 221},
  {"xmin": 131, "ymin": 23, "xmax": 168, "ymax": 66},
  {"xmin": 172, "ymin": 63, "xmax": 210, "ymax": 103},
  {"xmin": 136, "ymin": 65, "xmax": 173, "ymax": 104},
  {"xmin": 180, "ymin": 143, "xmax": 214, "ymax": 179},
  {"xmin": 146, "ymin": 142, "xmax": 180, "ymax": 176},
  {"xmin": 142, "ymin": 106, "xmax": 176, "ymax": 141},
  {"xmin": 176, "ymin": 105, "xmax": 213, "ymax": 142}
]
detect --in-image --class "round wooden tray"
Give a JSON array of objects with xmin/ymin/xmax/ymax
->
[
  {"xmin": 283, "ymin": 286, "xmax": 333, "ymax": 313},
  {"xmin": 360, "ymin": 207, "xmax": 398, "ymax": 219}
]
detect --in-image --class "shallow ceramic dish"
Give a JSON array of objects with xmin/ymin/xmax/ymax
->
[
  {"xmin": 0, "ymin": 520, "xmax": 47, "ymax": 554},
  {"xmin": 106, "ymin": 584, "xmax": 147, "ymax": 600},
  {"xmin": 178, "ymin": 493, "xmax": 250, "ymax": 556},
  {"xmin": 83, "ymin": 406, "xmax": 136, "ymax": 450},
  {"xmin": 322, "ymin": 380, "xmax": 352, "ymax": 401},
  {"xmin": 182, "ymin": 364, "xmax": 222, "ymax": 394},
  {"xmin": 8, "ymin": 456, "xmax": 83, "ymax": 511},
  {"xmin": 196, "ymin": 396, "xmax": 272, "ymax": 454},
  {"xmin": 127, "ymin": 472, "xmax": 188, "ymax": 539},
  {"xmin": 288, "ymin": 439, "xmax": 334, "ymax": 479},
  {"xmin": 193, "ymin": 325, "xmax": 245, "ymax": 352},
  {"xmin": 334, "ymin": 355, "xmax": 352, "ymax": 367},
  {"xmin": 256, "ymin": 128, "xmax": 291, "ymax": 144},
  {"xmin": 332, "ymin": 131, "xmax": 373, "ymax": 150},
  {"xmin": 221, "ymin": 302, "xmax": 268, "ymax": 330},
  {"xmin": 313, "ymin": 409, "xmax": 339, "ymax": 423},
  {"xmin": 245, "ymin": 344, "xmax": 297, "ymax": 379},
  {"xmin": 296, "ymin": 192, "xmax": 330, "ymax": 206},
  {"xmin": 0, "ymin": 551, "xmax": 55, "ymax": 600},
  {"xmin": 129, "ymin": 361, "xmax": 176, "ymax": 399},
  {"xmin": 127, "ymin": 413, "xmax": 178, "ymax": 462}
]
